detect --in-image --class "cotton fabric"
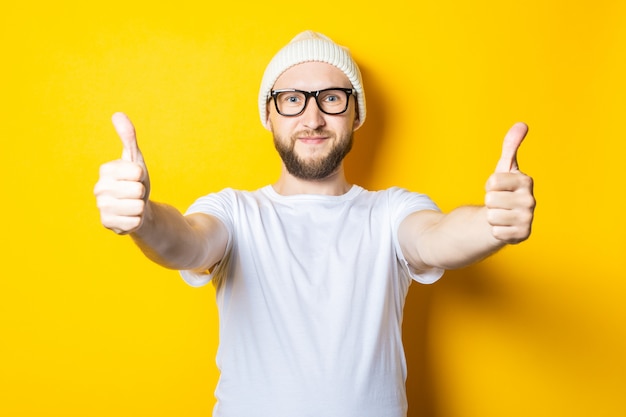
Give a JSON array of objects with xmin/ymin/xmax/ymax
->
[{"xmin": 180, "ymin": 185, "xmax": 444, "ymax": 417}]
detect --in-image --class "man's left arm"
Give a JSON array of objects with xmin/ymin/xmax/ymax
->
[{"xmin": 399, "ymin": 122, "xmax": 535, "ymax": 272}]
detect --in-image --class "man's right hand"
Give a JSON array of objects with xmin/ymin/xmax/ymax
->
[{"xmin": 94, "ymin": 113, "xmax": 151, "ymax": 235}]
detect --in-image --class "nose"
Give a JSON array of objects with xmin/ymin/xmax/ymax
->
[{"xmin": 301, "ymin": 96, "xmax": 326, "ymax": 129}]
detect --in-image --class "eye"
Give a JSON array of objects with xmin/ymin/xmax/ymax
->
[
  {"xmin": 320, "ymin": 92, "xmax": 340, "ymax": 102},
  {"xmin": 276, "ymin": 91, "xmax": 304, "ymax": 105},
  {"xmin": 319, "ymin": 90, "xmax": 347, "ymax": 107}
]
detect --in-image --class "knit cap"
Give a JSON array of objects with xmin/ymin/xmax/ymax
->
[{"xmin": 258, "ymin": 31, "xmax": 366, "ymax": 130}]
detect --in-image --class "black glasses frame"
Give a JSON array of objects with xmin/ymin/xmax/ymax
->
[{"xmin": 269, "ymin": 88, "xmax": 355, "ymax": 117}]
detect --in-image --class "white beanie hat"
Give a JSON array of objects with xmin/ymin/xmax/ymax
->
[{"xmin": 258, "ymin": 30, "xmax": 366, "ymax": 130}]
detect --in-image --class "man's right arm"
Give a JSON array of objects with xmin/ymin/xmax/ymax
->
[{"xmin": 94, "ymin": 112, "xmax": 228, "ymax": 273}]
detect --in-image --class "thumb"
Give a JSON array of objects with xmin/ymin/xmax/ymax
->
[
  {"xmin": 112, "ymin": 112, "xmax": 142, "ymax": 163},
  {"xmin": 495, "ymin": 122, "xmax": 528, "ymax": 173}
]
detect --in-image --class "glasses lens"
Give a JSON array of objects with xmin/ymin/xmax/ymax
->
[
  {"xmin": 275, "ymin": 91, "xmax": 307, "ymax": 116},
  {"xmin": 317, "ymin": 89, "xmax": 349, "ymax": 114}
]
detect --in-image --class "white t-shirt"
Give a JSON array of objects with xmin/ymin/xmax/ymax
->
[{"xmin": 180, "ymin": 185, "xmax": 444, "ymax": 417}]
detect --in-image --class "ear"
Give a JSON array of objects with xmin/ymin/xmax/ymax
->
[
  {"xmin": 352, "ymin": 115, "xmax": 363, "ymax": 131},
  {"xmin": 264, "ymin": 108, "xmax": 273, "ymax": 132},
  {"xmin": 351, "ymin": 95, "xmax": 363, "ymax": 131}
]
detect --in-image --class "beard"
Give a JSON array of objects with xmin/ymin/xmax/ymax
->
[{"xmin": 273, "ymin": 129, "xmax": 354, "ymax": 181}]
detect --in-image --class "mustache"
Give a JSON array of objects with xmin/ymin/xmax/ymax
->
[{"xmin": 293, "ymin": 129, "xmax": 334, "ymax": 138}]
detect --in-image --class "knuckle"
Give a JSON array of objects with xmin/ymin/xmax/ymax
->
[
  {"xmin": 520, "ymin": 210, "xmax": 534, "ymax": 224},
  {"xmin": 93, "ymin": 181, "xmax": 103, "ymax": 196},
  {"xmin": 514, "ymin": 192, "xmax": 535, "ymax": 210},
  {"xmin": 133, "ymin": 182, "xmax": 146, "ymax": 199},
  {"xmin": 128, "ymin": 164, "xmax": 144, "ymax": 181},
  {"xmin": 95, "ymin": 195, "xmax": 112, "ymax": 211},
  {"xmin": 491, "ymin": 226, "xmax": 507, "ymax": 241},
  {"xmin": 126, "ymin": 216, "xmax": 141, "ymax": 230},
  {"xmin": 136, "ymin": 199, "xmax": 146, "ymax": 214},
  {"xmin": 486, "ymin": 208, "xmax": 499, "ymax": 224},
  {"xmin": 484, "ymin": 192, "xmax": 495, "ymax": 207},
  {"xmin": 93, "ymin": 177, "xmax": 113, "ymax": 197},
  {"xmin": 522, "ymin": 174, "xmax": 534, "ymax": 189},
  {"xmin": 485, "ymin": 174, "xmax": 500, "ymax": 190},
  {"xmin": 98, "ymin": 162, "xmax": 113, "ymax": 177},
  {"xmin": 99, "ymin": 160, "xmax": 124, "ymax": 178}
]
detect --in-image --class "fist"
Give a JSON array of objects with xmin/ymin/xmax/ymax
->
[
  {"xmin": 485, "ymin": 122, "xmax": 536, "ymax": 243},
  {"xmin": 94, "ymin": 113, "xmax": 151, "ymax": 234}
]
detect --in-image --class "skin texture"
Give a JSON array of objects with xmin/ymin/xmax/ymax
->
[{"xmin": 94, "ymin": 61, "xmax": 535, "ymax": 275}]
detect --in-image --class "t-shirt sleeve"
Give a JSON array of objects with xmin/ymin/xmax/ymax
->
[
  {"xmin": 388, "ymin": 187, "xmax": 445, "ymax": 284},
  {"xmin": 178, "ymin": 189, "xmax": 235, "ymax": 287}
]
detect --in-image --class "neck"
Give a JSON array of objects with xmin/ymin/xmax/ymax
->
[{"xmin": 272, "ymin": 164, "xmax": 351, "ymax": 196}]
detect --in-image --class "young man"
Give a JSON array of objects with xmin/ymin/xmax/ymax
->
[{"xmin": 94, "ymin": 31, "xmax": 535, "ymax": 417}]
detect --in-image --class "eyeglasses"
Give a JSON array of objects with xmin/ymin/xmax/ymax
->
[{"xmin": 270, "ymin": 88, "xmax": 355, "ymax": 117}]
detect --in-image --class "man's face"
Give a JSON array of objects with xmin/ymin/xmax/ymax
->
[{"xmin": 267, "ymin": 62, "xmax": 360, "ymax": 181}]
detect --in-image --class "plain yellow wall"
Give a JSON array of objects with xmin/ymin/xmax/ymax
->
[{"xmin": 2, "ymin": 1, "xmax": 624, "ymax": 416}]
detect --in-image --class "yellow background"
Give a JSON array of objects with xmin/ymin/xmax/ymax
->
[{"xmin": 2, "ymin": 1, "xmax": 624, "ymax": 416}]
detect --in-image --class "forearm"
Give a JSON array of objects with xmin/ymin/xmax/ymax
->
[
  {"xmin": 130, "ymin": 201, "xmax": 225, "ymax": 272},
  {"xmin": 402, "ymin": 205, "xmax": 505, "ymax": 271},
  {"xmin": 424, "ymin": 205, "xmax": 505, "ymax": 269}
]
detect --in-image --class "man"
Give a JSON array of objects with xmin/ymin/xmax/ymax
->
[{"xmin": 94, "ymin": 31, "xmax": 535, "ymax": 417}]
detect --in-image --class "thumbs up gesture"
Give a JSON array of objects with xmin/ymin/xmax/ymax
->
[
  {"xmin": 485, "ymin": 122, "xmax": 535, "ymax": 244},
  {"xmin": 94, "ymin": 113, "xmax": 151, "ymax": 234}
]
